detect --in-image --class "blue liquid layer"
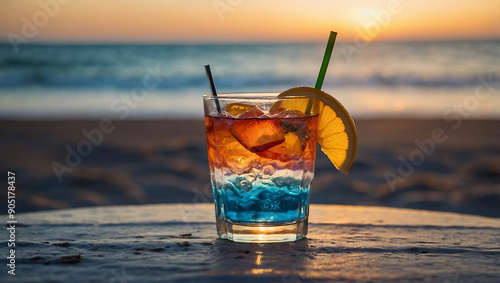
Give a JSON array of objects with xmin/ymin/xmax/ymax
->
[{"xmin": 213, "ymin": 177, "xmax": 310, "ymax": 223}]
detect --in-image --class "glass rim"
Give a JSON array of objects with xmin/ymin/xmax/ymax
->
[{"xmin": 203, "ymin": 92, "xmax": 317, "ymax": 100}]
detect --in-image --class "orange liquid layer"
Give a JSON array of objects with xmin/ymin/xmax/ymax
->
[{"xmin": 205, "ymin": 115, "xmax": 318, "ymax": 175}]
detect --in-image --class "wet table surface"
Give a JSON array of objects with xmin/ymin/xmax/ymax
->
[{"xmin": 1, "ymin": 204, "xmax": 500, "ymax": 282}]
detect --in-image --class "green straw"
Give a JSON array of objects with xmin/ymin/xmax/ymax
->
[
  {"xmin": 305, "ymin": 31, "xmax": 337, "ymax": 114},
  {"xmin": 315, "ymin": 31, "xmax": 337, "ymax": 90}
]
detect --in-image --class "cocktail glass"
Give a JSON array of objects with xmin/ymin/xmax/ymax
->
[{"xmin": 203, "ymin": 93, "xmax": 319, "ymax": 243}]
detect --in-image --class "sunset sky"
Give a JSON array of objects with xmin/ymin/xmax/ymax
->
[{"xmin": 0, "ymin": 0, "xmax": 499, "ymax": 43}]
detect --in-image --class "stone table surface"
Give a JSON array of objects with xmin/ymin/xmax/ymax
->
[{"xmin": 1, "ymin": 204, "xmax": 500, "ymax": 282}]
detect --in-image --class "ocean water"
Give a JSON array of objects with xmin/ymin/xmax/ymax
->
[{"xmin": 0, "ymin": 40, "xmax": 499, "ymax": 119}]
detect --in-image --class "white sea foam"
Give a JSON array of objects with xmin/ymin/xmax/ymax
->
[{"xmin": 0, "ymin": 41, "xmax": 499, "ymax": 119}]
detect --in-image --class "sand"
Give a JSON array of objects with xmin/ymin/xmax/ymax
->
[{"xmin": 0, "ymin": 118, "xmax": 499, "ymax": 217}]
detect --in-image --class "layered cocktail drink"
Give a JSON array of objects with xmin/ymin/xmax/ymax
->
[
  {"xmin": 202, "ymin": 32, "xmax": 357, "ymax": 243},
  {"xmin": 204, "ymin": 94, "xmax": 320, "ymax": 242}
]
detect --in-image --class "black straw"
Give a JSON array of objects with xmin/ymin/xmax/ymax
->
[{"xmin": 204, "ymin": 65, "xmax": 221, "ymax": 114}]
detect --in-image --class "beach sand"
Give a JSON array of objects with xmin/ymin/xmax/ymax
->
[{"xmin": 1, "ymin": 119, "xmax": 499, "ymax": 217}]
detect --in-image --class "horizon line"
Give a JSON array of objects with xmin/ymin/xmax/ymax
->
[{"xmin": 0, "ymin": 37, "xmax": 499, "ymax": 46}]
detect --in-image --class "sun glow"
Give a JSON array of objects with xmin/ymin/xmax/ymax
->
[{"xmin": 0, "ymin": 0, "xmax": 498, "ymax": 43}]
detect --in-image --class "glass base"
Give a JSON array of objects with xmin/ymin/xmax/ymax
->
[{"xmin": 216, "ymin": 217, "xmax": 308, "ymax": 243}]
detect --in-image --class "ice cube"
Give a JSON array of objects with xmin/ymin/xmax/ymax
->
[
  {"xmin": 229, "ymin": 119, "xmax": 285, "ymax": 153},
  {"xmin": 269, "ymin": 106, "xmax": 305, "ymax": 118},
  {"xmin": 238, "ymin": 179, "xmax": 252, "ymax": 191},
  {"xmin": 262, "ymin": 165, "xmax": 275, "ymax": 176},
  {"xmin": 225, "ymin": 103, "xmax": 256, "ymax": 116},
  {"xmin": 221, "ymin": 137, "xmax": 260, "ymax": 175},
  {"xmin": 239, "ymin": 107, "xmax": 265, "ymax": 119},
  {"xmin": 257, "ymin": 132, "xmax": 303, "ymax": 161},
  {"xmin": 272, "ymin": 177, "xmax": 285, "ymax": 187}
]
